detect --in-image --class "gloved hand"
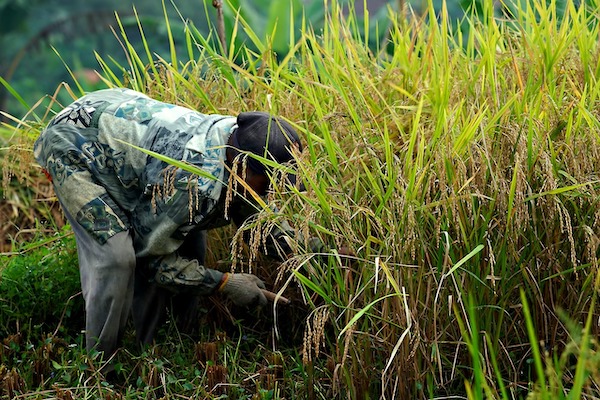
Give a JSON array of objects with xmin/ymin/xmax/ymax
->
[{"xmin": 217, "ymin": 273, "xmax": 267, "ymax": 308}]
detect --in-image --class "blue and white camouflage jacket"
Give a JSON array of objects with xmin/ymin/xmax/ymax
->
[{"xmin": 34, "ymin": 88, "xmax": 305, "ymax": 293}]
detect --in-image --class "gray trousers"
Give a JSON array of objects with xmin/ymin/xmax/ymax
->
[{"xmin": 62, "ymin": 204, "xmax": 206, "ymax": 356}]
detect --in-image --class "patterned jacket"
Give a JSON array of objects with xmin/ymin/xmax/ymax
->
[{"xmin": 34, "ymin": 88, "xmax": 304, "ymax": 293}]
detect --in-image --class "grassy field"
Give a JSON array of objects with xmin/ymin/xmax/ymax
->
[{"xmin": 2, "ymin": 0, "xmax": 600, "ymax": 398}]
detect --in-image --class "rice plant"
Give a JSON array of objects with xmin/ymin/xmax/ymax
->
[{"xmin": 2, "ymin": 0, "xmax": 600, "ymax": 398}]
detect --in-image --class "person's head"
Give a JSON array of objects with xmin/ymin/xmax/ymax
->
[{"xmin": 226, "ymin": 111, "xmax": 303, "ymax": 196}]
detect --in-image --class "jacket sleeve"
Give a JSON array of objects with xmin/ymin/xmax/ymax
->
[
  {"xmin": 230, "ymin": 199, "xmax": 325, "ymax": 262},
  {"xmin": 147, "ymin": 253, "xmax": 224, "ymax": 294},
  {"xmin": 261, "ymin": 219, "xmax": 326, "ymax": 261}
]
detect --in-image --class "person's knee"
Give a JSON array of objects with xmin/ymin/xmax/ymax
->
[
  {"xmin": 101, "ymin": 231, "xmax": 136, "ymax": 271},
  {"xmin": 80, "ymin": 231, "xmax": 136, "ymax": 306},
  {"xmin": 104, "ymin": 249, "xmax": 135, "ymax": 273}
]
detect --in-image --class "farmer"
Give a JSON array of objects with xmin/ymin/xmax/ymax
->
[{"xmin": 34, "ymin": 87, "xmax": 314, "ymax": 359}]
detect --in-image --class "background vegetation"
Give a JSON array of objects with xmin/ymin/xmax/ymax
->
[
  {"xmin": 2, "ymin": 0, "xmax": 600, "ymax": 399},
  {"xmin": 0, "ymin": 0, "xmax": 213, "ymax": 118}
]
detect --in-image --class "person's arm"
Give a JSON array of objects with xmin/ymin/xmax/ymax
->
[
  {"xmin": 230, "ymin": 198, "xmax": 325, "ymax": 261},
  {"xmin": 147, "ymin": 253, "xmax": 267, "ymax": 307},
  {"xmin": 259, "ymin": 218, "xmax": 325, "ymax": 261}
]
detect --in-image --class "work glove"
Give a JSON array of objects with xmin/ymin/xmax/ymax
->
[{"xmin": 217, "ymin": 273, "xmax": 267, "ymax": 308}]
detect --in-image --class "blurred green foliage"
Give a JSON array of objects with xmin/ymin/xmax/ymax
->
[
  {"xmin": 3, "ymin": 0, "xmax": 589, "ymax": 120},
  {"xmin": 0, "ymin": 0, "xmax": 211, "ymax": 118},
  {"xmin": 0, "ymin": 231, "xmax": 82, "ymax": 339}
]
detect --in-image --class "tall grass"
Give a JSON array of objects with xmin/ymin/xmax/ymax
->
[{"xmin": 2, "ymin": 0, "xmax": 600, "ymax": 398}]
